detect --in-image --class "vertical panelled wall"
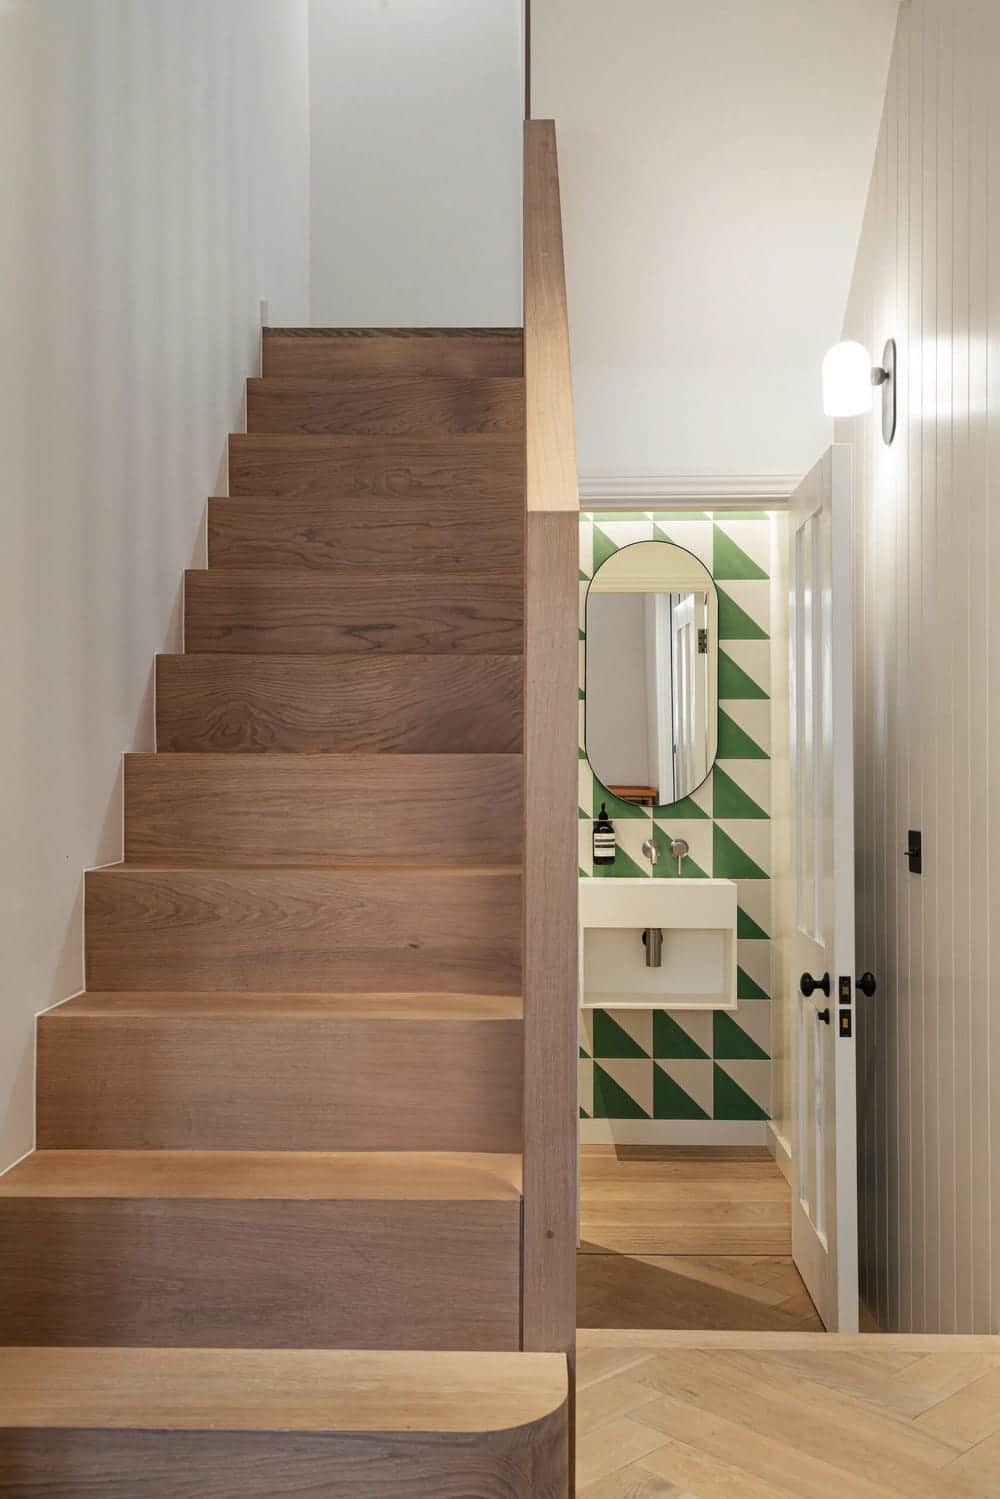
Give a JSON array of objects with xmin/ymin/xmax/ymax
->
[
  {"xmin": 839, "ymin": 0, "xmax": 998, "ymax": 1333},
  {"xmin": 578, "ymin": 511, "xmax": 776, "ymax": 1140}
]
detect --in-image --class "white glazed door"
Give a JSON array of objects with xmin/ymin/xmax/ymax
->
[{"xmin": 789, "ymin": 446, "xmax": 859, "ymax": 1331}]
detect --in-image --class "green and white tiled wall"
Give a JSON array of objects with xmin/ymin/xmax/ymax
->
[{"xmin": 578, "ymin": 511, "xmax": 775, "ymax": 1135}]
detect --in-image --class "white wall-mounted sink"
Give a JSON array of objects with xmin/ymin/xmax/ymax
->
[{"xmin": 579, "ymin": 877, "xmax": 737, "ymax": 1011}]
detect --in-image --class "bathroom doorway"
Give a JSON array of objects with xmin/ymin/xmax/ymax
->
[{"xmin": 577, "ymin": 454, "xmax": 858, "ymax": 1333}]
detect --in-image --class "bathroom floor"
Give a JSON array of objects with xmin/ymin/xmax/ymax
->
[{"xmin": 577, "ymin": 1145, "xmax": 822, "ymax": 1332}]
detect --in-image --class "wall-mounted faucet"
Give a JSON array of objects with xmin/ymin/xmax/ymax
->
[{"xmin": 641, "ymin": 837, "xmax": 659, "ymax": 868}]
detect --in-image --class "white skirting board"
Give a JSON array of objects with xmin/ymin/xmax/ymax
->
[
  {"xmin": 766, "ymin": 1121, "xmax": 794, "ymax": 1184},
  {"xmin": 579, "ymin": 1119, "xmax": 768, "ymax": 1148}
]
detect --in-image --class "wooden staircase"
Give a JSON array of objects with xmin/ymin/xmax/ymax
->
[{"xmin": 0, "ymin": 124, "xmax": 578, "ymax": 1497}]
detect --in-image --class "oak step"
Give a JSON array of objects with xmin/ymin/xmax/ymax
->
[
  {"xmin": 228, "ymin": 433, "xmax": 523, "ymax": 502},
  {"xmin": 123, "ymin": 753, "xmax": 522, "ymax": 866},
  {"xmin": 247, "ymin": 375, "xmax": 525, "ymax": 435},
  {"xmin": 207, "ymin": 492, "xmax": 523, "ymax": 572},
  {"xmin": 0, "ymin": 1152, "xmax": 522, "ymax": 1350},
  {"xmin": 183, "ymin": 569, "xmax": 523, "ymax": 654},
  {"xmin": 38, "ymin": 992, "xmax": 522, "ymax": 1152},
  {"xmin": 0, "ymin": 1348, "xmax": 568, "ymax": 1498},
  {"xmin": 84, "ymin": 866, "xmax": 521, "ymax": 993},
  {"xmin": 155, "ymin": 653, "xmax": 522, "ymax": 753},
  {"xmin": 262, "ymin": 327, "xmax": 524, "ymax": 379}
]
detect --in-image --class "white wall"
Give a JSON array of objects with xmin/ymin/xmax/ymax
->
[
  {"xmin": 308, "ymin": 0, "xmax": 523, "ymax": 327},
  {"xmin": 840, "ymin": 0, "xmax": 998, "ymax": 1334},
  {"xmin": 532, "ymin": 0, "xmax": 899, "ymax": 493},
  {"xmin": 0, "ymin": 0, "xmax": 310, "ymax": 1172}
]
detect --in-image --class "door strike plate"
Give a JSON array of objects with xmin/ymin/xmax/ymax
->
[{"xmin": 839, "ymin": 1010, "xmax": 853, "ymax": 1038}]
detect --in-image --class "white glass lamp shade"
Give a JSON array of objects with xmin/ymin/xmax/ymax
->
[{"xmin": 822, "ymin": 341, "xmax": 874, "ymax": 418}]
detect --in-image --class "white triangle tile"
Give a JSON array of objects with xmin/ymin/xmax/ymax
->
[
  {"xmin": 737, "ymin": 940, "xmax": 772, "ymax": 996},
  {"xmin": 718, "ymin": 578, "xmax": 770, "ymax": 635},
  {"xmin": 657, "ymin": 519, "xmax": 713, "ymax": 572},
  {"xmin": 662, "ymin": 1059, "xmax": 714, "ymax": 1117},
  {"xmin": 657, "ymin": 1008, "xmax": 713, "ymax": 1058},
  {"xmin": 716, "ymin": 819, "xmax": 771, "ymax": 876},
  {"xmin": 579, "ymin": 1010, "xmax": 595, "ymax": 1055},
  {"xmin": 604, "ymin": 1008, "xmax": 653, "ymax": 1056},
  {"xmin": 690, "ymin": 777, "xmax": 713, "ymax": 818},
  {"xmin": 578, "ymin": 638, "xmax": 586, "ymax": 689},
  {"xmin": 719, "ymin": 638, "xmax": 771, "ymax": 696},
  {"xmin": 578, "ymin": 817, "xmax": 594, "ymax": 876},
  {"xmin": 594, "ymin": 519, "xmax": 654, "ymax": 552},
  {"xmin": 611, "ymin": 817, "xmax": 657, "ymax": 875},
  {"xmin": 650, "ymin": 819, "xmax": 712, "ymax": 876},
  {"xmin": 731, "ymin": 1002, "xmax": 771, "ymax": 1054},
  {"xmin": 717, "ymin": 1059, "xmax": 770, "ymax": 1114},
  {"xmin": 720, "ymin": 698, "xmax": 772, "ymax": 756},
  {"xmin": 736, "ymin": 880, "xmax": 771, "ymax": 937},
  {"xmin": 599, "ymin": 1059, "xmax": 653, "ymax": 1116},
  {"xmin": 715, "ymin": 760, "xmax": 772, "ymax": 816},
  {"xmin": 579, "ymin": 760, "xmax": 595, "ymax": 815},
  {"xmin": 713, "ymin": 518, "xmax": 772, "ymax": 574}
]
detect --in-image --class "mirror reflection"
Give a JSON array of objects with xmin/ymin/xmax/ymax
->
[{"xmin": 585, "ymin": 540, "xmax": 718, "ymax": 807}]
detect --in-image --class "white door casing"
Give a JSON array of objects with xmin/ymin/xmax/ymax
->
[{"xmin": 789, "ymin": 445, "xmax": 859, "ymax": 1332}]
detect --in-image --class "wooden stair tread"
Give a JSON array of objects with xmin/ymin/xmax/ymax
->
[
  {"xmin": 0, "ymin": 1151, "xmax": 523, "ymax": 1200},
  {"xmin": 0, "ymin": 1347, "xmax": 565, "ymax": 1432},
  {"xmin": 47, "ymin": 991, "xmax": 523, "ymax": 1020},
  {"xmin": 97, "ymin": 860, "xmax": 519, "ymax": 875}
]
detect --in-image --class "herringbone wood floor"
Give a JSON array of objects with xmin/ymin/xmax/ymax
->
[{"xmin": 576, "ymin": 1331, "xmax": 1000, "ymax": 1496}]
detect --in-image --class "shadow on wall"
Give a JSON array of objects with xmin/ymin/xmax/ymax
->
[{"xmin": 0, "ymin": 0, "xmax": 311, "ymax": 1170}]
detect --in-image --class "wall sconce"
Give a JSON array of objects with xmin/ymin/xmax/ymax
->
[{"xmin": 822, "ymin": 339, "xmax": 897, "ymax": 445}]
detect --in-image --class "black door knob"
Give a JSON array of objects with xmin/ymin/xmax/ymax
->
[
  {"xmin": 856, "ymin": 972, "xmax": 877, "ymax": 998},
  {"xmin": 800, "ymin": 971, "xmax": 831, "ymax": 998},
  {"xmin": 817, "ymin": 1008, "xmax": 831, "ymax": 1025}
]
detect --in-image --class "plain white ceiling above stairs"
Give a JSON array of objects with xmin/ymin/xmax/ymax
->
[{"xmin": 532, "ymin": 0, "xmax": 901, "ymax": 493}]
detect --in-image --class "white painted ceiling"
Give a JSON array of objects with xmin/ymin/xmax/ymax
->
[{"xmin": 532, "ymin": 0, "xmax": 900, "ymax": 489}]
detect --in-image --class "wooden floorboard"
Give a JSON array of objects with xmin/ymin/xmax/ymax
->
[
  {"xmin": 246, "ymin": 375, "xmax": 525, "ymax": 436},
  {"xmin": 574, "ymin": 1333, "xmax": 1000, "ymax": 1497}
]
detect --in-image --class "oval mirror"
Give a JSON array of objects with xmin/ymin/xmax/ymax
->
[{"xmin": 585, "ymin": 540, "xmax": 718, "ymax": 807}]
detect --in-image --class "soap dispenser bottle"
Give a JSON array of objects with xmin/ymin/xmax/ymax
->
[{"xmin": 593, "ymin": 802, "xmax": 616, "ymax": 866}]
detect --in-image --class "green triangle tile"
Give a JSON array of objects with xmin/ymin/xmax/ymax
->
[
  {"xmin": 713, "ymin": 765, "xmax": 769, "ymax": 819},
  {"xmin": 738, "ymin": 906, "xmax": 769, "ymax": 940},
  {"xmin": 579, "ymin": 568, "xmax": 590, "ymax": 582},
  {"xmin": 579, "ymin": 1107, "xmax": 590, "ymax": 1118},
  {"xmin": 593, "ymin": 525, "xmax": 619, "ymax": 572},
  {"xmin": 738, "ymin": 967, "xmax": 769, "ymax": 1001},
  {"xmin": 713, "ymin": 524, "xmax": 769, "ymax": 580},
  {"xmin": 652, "ymin": 793, "xmax": 710, "ymax": 819},
  {"xmin": 654, "ymin": 511, "xmax": 710, "ymax": 522},
  {"xmin": 718, "ymin": 649, "xmax": 769, "ymax": 700},
  {"xmin": 593, "ymin": 1063, "xmax": 650, "ymax": 1119},
  {"xmin": 718, "ymin": 709, "xmax": 769, "ymax": 760},
  {"xmin": 594, "ymin": 784, "xmax": 650, "ymax": 820},
  {"xmin": 653, "ymin": 1064, "xmax": 710, "ymax": 1120},
  {"xmin": 579, "ymin": 687, "xmax": 586, "ymax": 701},
  {"xmin": 578, "ymin": 627, "xmax": 586, "ymax": 641},
  {"xmin": 717, "ymin": 587, "xmax": 769, "ymax": 640},
  {"xmin": 713, "ymin": 1063, "xmax": 768, "ymax": 1120},
  {"xmin": 713, "ymin": 824, "xmax": 768, "ymax": 880},
  {"xmin": 579, "ymin": 747, "xmax": 588, "ymax": 760},
  {"xmin": 652, "ymin": 524, "xmax": 674, "ymax": 543},
  {"xmin": 593, "ymin": 1010, "xmax": 649, "ymax": 1059},
  {"xmin": 579, "ymin": 1045, "xmax": 590, "ymax": 1059},
  {"xmin": 579, "ymin": 807, "xmax": 590, "ymax": 821},
  {"xmin": 653, "ymin": 1011, "xmax": 709, "ymax": 1059},
  {"xmin": 591, "ymin": 845, "xmax": 650, "ymax": 879},
  {"xmin": 578, "ymin": 866, "xmax": 588, "ymax": 878},
  {"xmin": 714, "ymin": 1010, "xmax": 769, "ymax": 1060}
]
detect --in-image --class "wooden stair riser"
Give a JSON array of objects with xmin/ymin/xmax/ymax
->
[
  {"xmin": 207, "ymin": 494, "xmax": 524, "ymax": 573},
  {"xmin": 155, "ymin": 654, "xmax": 523, "ymax": 754},
  {"xmin": 247, "ymin": 376, "xmax": 525, "ymax": 436},
  {"xmin": 123, "ymin": 754, "xmax": 523, "ymax": 867},
  {"xmin": 0, "ymin": 1199, "xmax": 520, "ymax": 1349},
  {"xmin": 228, "ymin": 434, "xmax": 524, "ymax": 503},
  {"xmin": 262, "ymin": 328, "xmax": 523, "ymax": 379},
  {"xmin": 0, "ymin": 1428, "xmax": 566, "ymax": 1499},
  {"xmin": 37, "ymin": 1013, "xmax": 522, "ymax": 1153},
  {"xmin": 84, "ymin": 868, "xmax": 522, "ymax": 993},
  {"xmin": 183, "ymin": 571, "xmax": 523, "ymax": 655}
]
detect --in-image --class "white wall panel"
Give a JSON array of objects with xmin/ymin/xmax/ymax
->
[{"xmin": 839, "ymin": 0, "xmax": 998, "ymax": 1333}]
